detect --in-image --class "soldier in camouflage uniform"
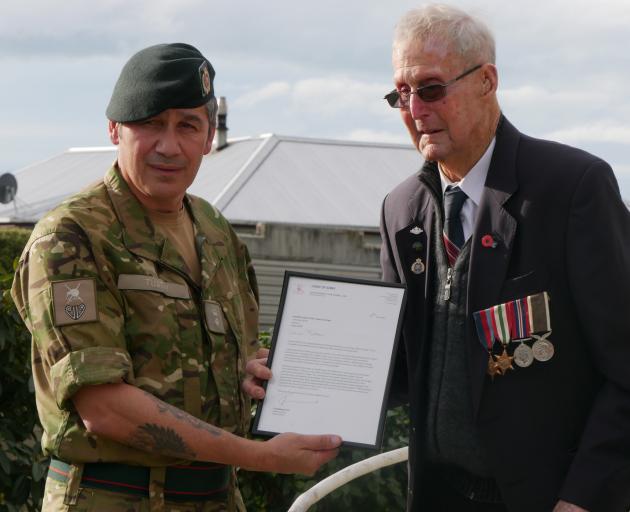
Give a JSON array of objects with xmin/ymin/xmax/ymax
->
[{"xmin": 11, "ymin": 43, "xmax": 341, "ymax": 512}]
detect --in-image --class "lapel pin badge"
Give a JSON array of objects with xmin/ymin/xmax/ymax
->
[
  {"xmin": 411, "ymin": 258, "xmax": 425, "ymax": 275},
  {"xmin": 481, "ymin": 234, "xmax": 497, "ymax": 249}
]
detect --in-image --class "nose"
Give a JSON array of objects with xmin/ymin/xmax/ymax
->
[
  {"xmin": 408, "ymin": 93, "xmax": 431, "ymax": 119},
  {"xmin": 154, "ymin": 126, "xmax": 181, "ymax": 157}
]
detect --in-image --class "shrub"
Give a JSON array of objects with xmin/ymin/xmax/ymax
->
[{"xmin": 0, "ymin": 227, "xmax": 47, "ymax": 512}]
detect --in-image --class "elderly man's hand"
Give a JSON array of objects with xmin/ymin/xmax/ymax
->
[
  {"xmin": 552, "ymin": 500, "xmax": 588, "ymax": 512},
  {"xmin": 242, "ymin": 347, "xmax": 271, "ymax": 400}
]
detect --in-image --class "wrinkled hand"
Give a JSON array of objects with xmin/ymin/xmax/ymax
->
[
  {"xmin": 261, "ymin": 432, "xmax": 342, "ymax": 476},
  {"xmin": 553, "ymin": 500, "xmax": 588, "ymax": 512},
  {"xmin": 242, "ymin": 348, "xmax": 271, "ymax": 400}
]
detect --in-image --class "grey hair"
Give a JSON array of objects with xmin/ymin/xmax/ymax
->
[
  {"xmin": 393, "ymin": 4, "xmax": 495, "ymax": 64},
  {"xmin": 205, "ymin": 97, "xmax": 218, "ymax": 129}
]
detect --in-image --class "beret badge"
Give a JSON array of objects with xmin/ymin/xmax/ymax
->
[{"xmin": 199, "ymin": 61, "xmax": 212, "ymax": 97}]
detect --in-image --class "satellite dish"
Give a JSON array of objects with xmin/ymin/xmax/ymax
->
[{"xmin": 0, "ymin": 173, "xmax": 17, "ymax": 204}]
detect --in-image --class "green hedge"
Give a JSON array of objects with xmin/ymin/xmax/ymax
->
[
  {"xmin": 0, "ymin": 227, "xmax": 408, "ymax": 511},
  {"xmin": 0, "ymin": 228, "xmax": 48, "ymax": 512}
]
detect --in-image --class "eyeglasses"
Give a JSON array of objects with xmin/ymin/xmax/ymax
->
[{"xmin": 384, "ymin": 64, "xmax": 482, "ymax": 108}]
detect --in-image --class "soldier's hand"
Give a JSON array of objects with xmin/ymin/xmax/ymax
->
[
  {"xmin": 261, "ymin": 432, "xmax": 342, "ymax": 475},
  {"xmin": 242, "ymin": 347, "xmax": 271, "ymax": 399}
]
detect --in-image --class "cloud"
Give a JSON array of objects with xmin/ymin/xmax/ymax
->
[
  {"xmin": 1, "ymin": 0, "xmax": 628, "ymax": 190},
  {"xmin": 499, "ymin": 86, "xmax": 607, "ymax": 108},
  {"xmin": 613, "ymin": 164, "xmax": 630, "ymax": 179},
  {"xmin": 544, "ymin": 122, "xmax": 630, "ymax": 145},
  {"xmin": 230, "ymin": 76, "xmax": 392, "ymax": 117},
  {"xmin": 291, "ymin": 76, "xmax": 391, "ymax": 116},
  {"xmin": 233, "ymin": 81, "xmax": 291, "ymax": 108},
  {"xmin": 0, "ymin": 0, "xmax": 206, "ymax": 58},
  {"xmin": 345, "ymin": 129, "xmax": 409, "ymax": 145}
]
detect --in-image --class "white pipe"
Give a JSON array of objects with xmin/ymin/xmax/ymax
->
[{"xmin": 288, "ymin": 447, "xmax": 409, "ymax": 512}]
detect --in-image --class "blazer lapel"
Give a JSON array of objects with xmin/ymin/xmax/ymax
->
[
  {"xmin": 467, "ymin": 116, "xmax": 520, "ymax": 417},
  {"xmin": 395, "ymin": 162, "xmax": 438, "ymax": 291},
  {"xmin": 393, "ymin": 163, "xmax": 441, "ymax": 376}
]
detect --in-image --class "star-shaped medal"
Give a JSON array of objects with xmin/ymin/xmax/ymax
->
[
  {"xmin": 495, "ymin": 347, "xmax": 515, "ymax": 373},
  {"xmin": 487, "ymin": 354, "xmax": 503, "ymax": 380}
]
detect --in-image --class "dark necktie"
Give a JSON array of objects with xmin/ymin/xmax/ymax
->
[{"xmin": 443, "ymin": 185, "xmax": 468, "ymax": 266}]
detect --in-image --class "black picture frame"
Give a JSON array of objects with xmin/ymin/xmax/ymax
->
[{"xmin": 251, "ymin": 271, "xmax": 407, "ymax": 450}]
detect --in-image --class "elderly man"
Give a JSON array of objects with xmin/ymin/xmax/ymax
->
[
  {"xmin": 378, "ymin": 5, "xmax": 630, "ymax": 512},
  {"xmin": 11, "ymin": 43, "xmax": 340, "ymax": 512}
]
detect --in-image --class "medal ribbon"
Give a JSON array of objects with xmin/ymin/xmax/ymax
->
[
  {"xmin": 527, "ymin": 292, "xmax": 551, "ymax": 334},
  {"xmin": 474, "ymin": 292, "xmax": 551, "ymax": 351},
  {"xmin": 513, "ymin": 297, "xmax": 530, "ymax": 340},
  {"xmin": 505, "ymin": 299, "xmax": 517, "ymax": 341},
  {"xmin": 492, "ymin": 303, "xmax": 510, "ymax": 345},
  {"xmin": 473, "ymin": 309, "xmax": 496, "ymax": 351}
]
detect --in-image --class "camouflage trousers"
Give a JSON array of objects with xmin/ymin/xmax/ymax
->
[{"xmin": 42, "ymin": 476, "xmax": 247, "ymax": 512}]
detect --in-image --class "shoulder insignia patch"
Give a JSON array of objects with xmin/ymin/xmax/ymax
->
[{"xmin": 52, "ymin": 278, "xmax": 98, "ymax": 326}]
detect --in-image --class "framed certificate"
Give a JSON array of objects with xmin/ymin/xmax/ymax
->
[{"xmin": 252, "ymin": 271, "xmax": 407, "ymax": 449}]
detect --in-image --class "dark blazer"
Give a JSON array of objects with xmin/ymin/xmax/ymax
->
[{"xmin": 380, "ymin": 116, "xmax": 630, "ymax": 512}]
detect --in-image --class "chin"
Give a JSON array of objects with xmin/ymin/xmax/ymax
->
[{"xmin": 419, "ymin": 145, "xmax": 442, "ymax": 162}]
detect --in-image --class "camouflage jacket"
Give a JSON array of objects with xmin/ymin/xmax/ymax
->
[{"xmin": 11, "ymin": 165, "xmax": 259, "ymax": 466}]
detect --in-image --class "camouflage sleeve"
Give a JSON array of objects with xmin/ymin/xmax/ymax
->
[
  {"xmin": 11, "ymin": 228, "xmax": 133, "ymax": 409},
  {"xmin": 232, "ymin": 229, "xmax": 259, "ymax": 359}
]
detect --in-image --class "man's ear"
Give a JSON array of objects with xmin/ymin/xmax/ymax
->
[
  {"xmin": 108, "ymin": 121, "xmax": 120, "ymax": 145},
  {"xmin": 481, "ymin": 64, "xmax": 498, "ymax": 96}
]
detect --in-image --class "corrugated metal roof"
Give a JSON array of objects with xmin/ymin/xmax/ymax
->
[
  {"xmin": 220, "ymin": 136, "xmax": 422, "ymax": 228},
  {"xmin": 0, "ymin": 134, "xmax": 422, "ymax": 228},
  {"xmin": 0, "ymin": 149, "xmax": 118, "ymax": 222}
]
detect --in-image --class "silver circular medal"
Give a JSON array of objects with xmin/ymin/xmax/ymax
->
[
  {"xmin": 513, "ymin": 343, "xmax": 534, "ymax": 368},
  {"xmin": 532, "ymin": 338, "xmax": 554, "ymax": 362},
  {"xmin": 411, "ymin": 258, "xmax": 425, "ymax": 275}
]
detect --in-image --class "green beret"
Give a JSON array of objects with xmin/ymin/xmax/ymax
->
[{"xmin": 106, "ymin": 43, "xmax": 215, "ymax": 123}]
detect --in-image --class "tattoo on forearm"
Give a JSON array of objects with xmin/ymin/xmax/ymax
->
[
  {"xmin": 141, "ymin": 390, "xmax": 222, "ymax": 437},
  {"xmin": 129, "ymin": 423, "xmax": 196, "ymax": 459}
]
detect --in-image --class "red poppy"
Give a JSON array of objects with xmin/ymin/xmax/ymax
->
[{"xmin": 481, "ymin": 234, "xmax": 496, "ymax": 248}]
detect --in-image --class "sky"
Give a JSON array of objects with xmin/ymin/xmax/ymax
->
[{"xmin": 1, "ymin": 0, "xmax": 629, "ymax": 199}]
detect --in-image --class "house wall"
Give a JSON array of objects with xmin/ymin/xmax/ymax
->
[{"xmin": 234, "ymin": 222, "xmax": 382, "ymax": 330}]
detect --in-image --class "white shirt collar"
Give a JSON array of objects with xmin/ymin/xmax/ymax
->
[{"xmin": 439, "ymin": 137, "xmax": 496, "ymax": 206}]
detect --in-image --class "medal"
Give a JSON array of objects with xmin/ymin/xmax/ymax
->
[
  {"xmin": 487, "ymin": 354, "xmax": 502, "ymax": 379},
  {"xmin": 495, "ymin": 347, "xmax": 514, "ymax": 373},
  {"xmin": 527, "ymin": 294, "xmax": 554, "ymax": 362},
  {"xmin": 474, "ymin": 309, "xmax": 499, "ymax": 379},
  {"xmin": 513, "ymin": 342, "xmax": 534, "ymax": 368},
  {"xmin": 410, "ymin": 258, "xmax": 425, "ymax": 274},
  {"xmin": 492, "ymin": 304, "xmax": 514, "ymax": 374},
  {"xmin": 532, "ymin": 333, "xmax": 554, "ymax": 362},
  {"xmin": 474, "ymin": 291, "xmax": 553, "ymax": 376}
]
